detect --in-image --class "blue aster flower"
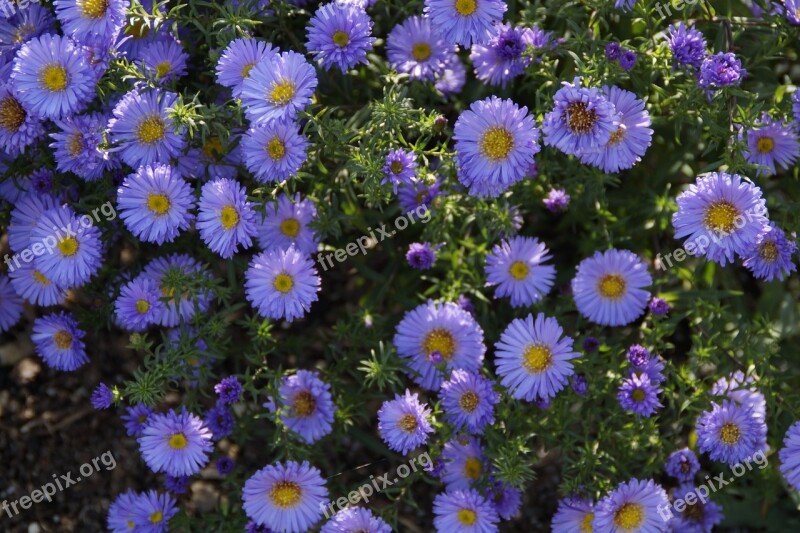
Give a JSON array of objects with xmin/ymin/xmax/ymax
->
[
  {"xmin": 671, "ymin": 172, "xmax": 770, "ymax": 266},
  {"xmin": 786, "ymin": 0, "xmax": 800, "ymax": 24},
  {"xmin": 114, "ymin": 276, "xmax": 164, "ymax": 331},
  {"xmin": 205, "ymin": 401, "xmax": 235, "ymax": 440},
  {"xmin": 215, "ymin": 376, "xmax": 243, "ymax": 405},
  {"xmin": 393, "ymin": 300, "xmax": 486, "ymax": 390},
  {"xmin": 665, "ymin": 448, "xmax": 701, "ymax": 482},
  {"xmin": 139, "ymin": 407, "xmax": 213, "ymax": 476},
  {"xmin": 484, "ymin": 236, "xmax": 555, "ymax": 307},
  {"xmin": 617, "ymin": 373, "xmax": 662, "ymax": 417},
  {"xmin": 571, "ymin": 249, "xmax": 652, "ymax": 327},
  {"xmin": 424, "ymin": 0, "xmax": 507, "ymax": 47},
  {"xmin": 197, "ymin": 178, "xmax": 258, "ymax": 258},
  {"xmin": 453, "ymin": 96, "xmax": 541, "ymax": 198},
  {"xmin": 122, "ymin": 403, "xmax": 154, "ymax": 437},
  {"xmin": 386, "ymin": 16, "xmax": 453, "ymax": 81},
  {"xmin": 0, "ymin": 82, "xmax": 45, "ymax": 155},
  {"xmin": 91, "ymin": 383, "xmax": 113, "ymax": 409},
  {"xmin": 245, "ymin": 245, "xmax": 321, "ymax": 322},
  {"xmin": 0, "ymin": 275, "xmax": 23, "ymax": 333},
  {"xmin": 668, "ymin": 482, "xmax": 724, "ymax": 532},
  {"xmin": 240, "ymin": 50, "xmax": 317, "ymax": 125},
  {"xmin": 54, "ymin": 0, "xmax": 128, "ymax": 41},
  {"xmin": 592, "ymin": 478, "xmax": 669, "ymax": 532},
  {"xmin": 142, "ymin": 254, "xmax": 214, "ymax": 327},
  {"xmin": 606, "ymin": 42, "xmax": 622, "ymax": 61},
  {"xmin": 698, "ymin": 52, "xmax": 746, "ymax": 92},
  {"xmin": 619, "ymin": 50, "xmax": 637, "ymax": 71},
  {"xmin": 432, "ymin": 489, "xmax": 499, "ymax": 532},
  {"xmin": 11, "ymin": 33, "xmax": 95, "ymax": 119},
  {"xmin": 216, "ymin": 38, "xmax": 279, "ymax": 98},
  {"xmin": 107, "ymin": 490, "xmax": 141, "ymax": 532},
  {"xmin": 7, "ymin": 193, "xmax": 59, "ymax": 253},
  {"xmin": 382, "ymin": 148, "xmax": 417, "ymax": 193},
  {"xmin": 742, "ymin": 113, "xmax": 800, "ymax": 177},
  {"xmin": 141, "ymin": 37, "xmax": 189, "ymax": 84},
  {"xmin": 0, "ymin": 5, "xmax": 55, "ymax": 64},
  {"xmin": 779, "ymin": 421, "xmax": 800, "ymax": 491},
  {"xmin": 494, "ymin": 313, "xmax": 579, "ymax": 402},
  {"xmin": 742, "ymin": 222, "xmax": 797, "ymax": 281},
  {"xmin": 242, "ymin": 460, "xmax": 328, "ymax": 533},
  {"xmin": 543, "ymin": 188, "xmax": 570, "ymax": 212},
  {"xmin": 164, "ymin": 475, "xmax": 190, "ymax": 495},
  {"xmin": 31, "ymin": 311, "xmax": 88, "ymax": 371},
  {"xmin": 542, "ymin": 77, "xmax": 621, "ymax": 157},
  {"xmin": 377, "ymin": 389, "xmax": 434, "ymax": 454},
  {"xmin": 129, "ymin": 490, "xmax": 178, "ymax": 533},
  {"xmin": 441, "ymin": 437, "xmax": 486, "ymax": 490},
  {"xmin": 51, "ymin": 112, "xmax": 117, "ymax": 181},
  {"xmin": 551, "ymin": 496, "xmax": 595, "ymax": 532},
  {"xmin": 470, "ymin": 23, "xmax": 552, "ymax": 87},
  {"xmin": 667, "ymin": 22, "xmax": 707, "ymax": 70},
  {"xmin": 242, "ymin": 120, "xmax": 308, "ymax": 183},
  {"xmin": 399, "ymin": 175, "xmax": 442, "ymax": 214},
  {"xmin": 435, "ymin": 53, "xmax": 467, "ymax": 96},
  {"xmin": 440, "ymin": 369, "xmax": 498, "ymax": 434},
  {"xmin": 406, "ymin": 242, "xmax": 437, "ymax": 270},
  {"xmin": 320, "ymin": 506, "xmax": 392, "ymax": 533},
  {"xmin": 277, "ymin": 370, "xmax": 336, "ymax": 444},
  {"xmin": 256, "ymin": 193, "xmax": 319, "ymax": 256},
  {"xmin": 8, "ymin": 261, "xmax": 67, "ymax": 307},
  {"xmin": 649, "ymin": 296, "xmax": 670, "ymax": 316},
  {"xmin": 489, "ymin": 478, "xmax": 521, "ymax": 521},
  {"xmin": 305, "ymin": 2, "xmax": 374, "ymax": 72},
  {"xmin": 108, "ymin": 88, "xmax": 186, "ymax": 168},
  {"xmin": 216, "ymin": 456, "xmax": 235, "ymax": 475},
  {"xmin": 696, "ymin": 400, "xmax": 767, "ymax": 466}
]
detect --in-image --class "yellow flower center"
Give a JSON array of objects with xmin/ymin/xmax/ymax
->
[
  {"xmin": 147, "ymin": 193, "xmax": 171, "ymax": 215},
  {"xmin": 597, "ymin": 273, "xmax": 626, "ymax": 300},
  {"xmin": 509, "ymin": 261, "xmax": 529, "ymax": 280},
  {"xmin": 566, "ymin": 102, "xmax": 598, "ymax": 134},
  {"xmin": 273, "ymin": 273, "xmax": 294, "ymax": 293},
  {"xmin": 67, "ymin": 132, "xmax": 84, "ymax": 156},
  {"xmin": 266, "ymin": 137, "xmax": 286, "ymax": 160},
  {"xmin": 168, "ymin": 433, "xmax": 188, "ymax": 449},
  {"xmin": 269, "ymin": 481, "xmax": 302, "ymax": 508},
  {"xmin": 155, "ymin": 61, "xmax": 172, "ymax": 79},
  {"xmin": 423, "ymin": 328, "xmax": 456, "ymax": 359},
  {"xmin": 203, "ymin": 136, "xmax": 223, "ymax": 159},
  {"xmin": 136, "ymin": 116, "xmax": 166, "ymax": 144},
  {"xmin": 13, "ymin": 23, "xmax": 35, "ymax": 44},
  {"xmin": 0, "ymin": 96, "xmax": 26, "ymax": 132},
  {"xmin": 457, "ymin": 508, "xmax": 477, "ymax": 525},
  {"xmin": 58, "ymin": 237, "xmax": 79, "ymax": 257},
  {"xmin": 412, "ymin": 42, "xmax": 432, "ymax": 61},
  {"xmin": 149, "ymin": 511, "xmax": 163, "ymax": 524},
  {"xmin": 292, "ymin": 390, "xmax": 316, "ymax": 417},
  {"xmin": 54, "ymin": 330, "xmax": 73, "ymax": 350},
  {"xmin": 81, "ymin": 0, "xmax": 109, "ymax": 18},
  {"xmin": 464, "ymin": 457, "xmax": 481, "ymax": 479},
  {"xmin": 631, "ymin": 388, "xmax": 645, "ymax": 402},
  {"xmin": 135, "ymin": 299, "xmax": 150, "ymax": 314},
  {"xmin": 280, "ymin": 218, "xmax": 300, "ymax": 237},
  {"xmin": 522, "ymin": 343, "xmax": 552, "ymax": 373},
  {"xmin": 459, "ymin": 391, "xmax": 479, "ymax": 412},
  {"xmin": 270, "ymin": 80, "xmax": 296, "ymax": 106},
  {"xmin": 40, "ymin": 64, "xmax": 68, "ymax": 92},
  {"xmin": 720, "ymin": 422, "xmax": 741, "ymax": 444},
  {"xmin": 332, "ymin": 30, "xmax": 350, "ymax": 47},
  {"xmin": 756, "ymin": 136, "xmax": 775, "ymax": 154},
  {"xmin": 480, "ymin": 126, "xmax": 514, "ymax": 161},
  {"xmin": 608, "ymin": 126, "xmax": 625, "ymax": 146},
  {"xmin": 581, "ymin": 512, "xmax": 594, "ymax": 532},
  {"xmin": 454, "ymin": 0, "xmax": 477, "ymax": 16},
  {"xmin": 220, "ymin": 205, "xmax": 239, "ymax": 230},
  {"xmin": 614, "ymin": 502, "xmax": 644, "ymax": 531},
  {"xmin": 704, "ymin": 200, "xmax": 739, "ymax": 234},
  {"xmin": 390, "ymin": 161, "xmax": 404, "ymax": 175},
  {"xmin": 759, "ymin": 241, "xmax": 778, "ymax": 262},
  {"xmin": 398, "ymin": 414, "xmax": 418, "ymax": 432},
  {"xmin": 32, "ymin": 270, "xmax": 50, "ymax": 285},
  {"xmin": 241, "ymin": 63, "xmax": 255, "ymax": 78}
]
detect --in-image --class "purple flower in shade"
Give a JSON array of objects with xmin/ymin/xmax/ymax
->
[
  {"xmin": 456, "ymin": 294, "xmax": 475, "ymax": 315},
  {"xmin": 0, "ymin": 82, "xmax": 46, "ymax": 155},
  {"xmin": 671, "ymin": 172, "xmax": 770, "ymax": 266},
  {"xmin": 614, "ymin": 0, "xmax": 637, "ymax": 10},
  {"xmin": 605, "ymin": 42, "xmax": 621, "ymax": 60},
  {"xmin": 485, "ymin": 236, "xmax": 556, "ymax": 307},
  {"xmin": 216, "ymin": 456, "xmax": 235, "ymax": 476},
  {"xmin": 649, "ymin": 296, "xmax": 670, "ymax": 316},
  {"xmin": 571, "ymin": 249, "xmax": 652, "ymax": 327},
  {"xmin": 696, "ymin": 400, "xmax": 767, "ymax": 466},
  {"xmin": 543, "ymin": 188, "xmax": 570, "ymax": 213},
  {"xmin": 377, "ymin": 389, "xmax": 434, "ymax": 454},
  {"xmin": 698, "ymin": 52, "xmax": 746, "ymax": 92},
  {"xmin": 305, "ymin": 2, "xmax": 374, "ymax": 72},
  {"xmin": 91, "ymin": 383, "xmax": 113, "ymax": 409},
  {"xmin": 542, "ymin": 77, "xmax": 621, "ymax": 157},
  {"xmin": 432, "ymin": 489, "xmax": 499, "ymax": 531},
  {"xmin": 784, "ymin": 0, "xmax": 800, "ymax": 24},
  {"xmin": 583, "ymin": 337, "xmax": 599, "ymax": 352},
  {"xmin": 164, "ymin": 475, "xmax": 190, "ymax": 495},
  {"xmin": 277, "ymin": 370, "xmax": 336, "ymax": 445},
  {"xmin": 618, "ymin": 373, "xmax": 662, "ymax": 417},
  {"xmin": 779, "ymin": 421, "xmax": 800, "ymax": 490},
  {"xmin": 440, "ymin": 436, "xmax": 486, "ymax": 491},
  {"xmin": 742, "ymin": 113, "xmax": 800, "ymax": 177},
  {"xmin": 742, "ymin": 222, "xmax": 797, "ymax": 281},
  {"xmin": 386, "ymin": 15, "xmax": 454, "ymax": 81},
  {"xmin": 393, "ymin": 300, "xmax": 486, "ymax": 390},
  {"xmin": 142, "ymin": 254, "xmax": 213, "ymax": 328},
  {"xmin": 551, "ymin": 496, "xmax": 594, "ymax": 531},
  {"xmin": 668, "ymin": 482, "xmax": 725, "ymax": 532},
  {"xmin": 440, "ymin": 369, "xmax": 500, "ymax": 433},
  {"xmin": 197, "ymin": 178, "xmax": 258, "ymax": 259},
  {"xmin": 399, "ymin": 175, "xmax": 442, "ymax": 214},
  {"xmin": 50, "ymin": 112, "xmax": 117, "ymax": 182},
  {"xmin": 138, "ymin": 408, "xmax": 213, "ymax": 477},
  {"xmin": 571, "ymin": 375, "xmax": 588, "ymax": 396},
  {"xmin": 470, "ymin": 23, "xmax": 553, "ymax": 88},
  {"xmin": 424, "ymin": 0, "xmax": 507, "ymax": 47},
  {"xmin": 245, "ymin": 246, "xmax": 321, "ymax": 322},
  {"xmin": 592, "ymin": 478, "xmax": 669, "ymax": 532},
  {"xmin": 665, "ymin": 448, "xmax": 701, "ymax": 482},
  {"xmin": 435, "ymin": 53, "xmax": 467, "ymax": 96},
  {"xmin": 383, "ymin": 149, "xmax": 417, "ymax": 193},
  {"xmin": 629, "ymin": 354, "xmax": 666, "ymax": 386},
  {"xmin": 128, "ymin": 490, "xmax": 178, "ymax": 532},
  {"xmin": 142, "ymin": 38, "xmax": 189, "ymax": 84},
  {"xmin": 667, "ymin": 23, "xmax": 707, "ymax": 70},
  {"xmin": 406, "ymin": 242, "xmax": 437, "ymax": 270},
  {"xmin": 494, "ymin": 313, "xmax": 580, "ymax": 402},
  {"xmin": 320, "ymin": 506, "xmax": 392, "ymax": 533},
  {"xmin": 489, "ymin": 478, "xmax": 522, "ymax": 520},
  {"xmin": 215, "ymin": 376, "xmax": 243, "ymax": 405},
  {"xmin": 205, "ymin": 401, "xmax": 236, "ymax": 440},
  {"xmin": 31, "ymin": 312, "xmax": 88, "ymax": 371},
  {"xmin": 535, "ymin": 397, "xmax": 551, "ymax": 410},
  {"xmin": 619, "ymin": 50, "xmax": 637, "ymax": 71},
  {"xmin": 710, "ymin": 370, "xmax": 767, "ymax": 420},
  {"xmin": 122, "ymin": 404, "xmax": 154, "ymax": 437},
  {"xmin": 0, "ymin": 275, "xmax": 24, "ymax": 333},
  {"xmin": 626, "ymin": 344, "xmax": 650, "ymax": 368},
  {"xmin": 106, "ymin": 489, "xmax": 140, "ymax": 531},
  {"xmin": 793, "ymin": 91, "xmax": 800, "ymax": 131}
]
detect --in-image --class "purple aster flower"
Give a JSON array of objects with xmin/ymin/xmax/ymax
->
[
  {"xmin": 489, "ymin": 479, "xmax": 522, "ymax": 520},
  {"xmin": 245, "ymin": 246, "xmax": 321, "ymax": 322},
  {"xmin": 579, "ymin": 86, "xmax": 653, "ymax": 173},
  {"xmin": 386, "ymin": 16, "xmax": 453, "ymax": 81},
  {"xmin": 242, "ymin": 461, "xmax": 328, "ymax": 533},
  {"xmin": 31, "ymin": 311, "xmax": 88, "ymax": 371},
  {"xmin": 142, "ymin": 254, "xmax": 213, "ymax": 327},
  {"xmin": 407, "ymin": 242, "xmax": 437, "ymax": 270},
  {"xmin": 129, "ymin": 490, "xmax": 178, "ymax": 533},
  {"xmin": 494, "ymin": 313, "xmax": 580, "ymax": 401},
  {"xmin": 484, "ymin": 236, "xmax": 556, "ymax": 307},
  {"xmin": 205, "ymin": 401, "xmax": 236, "ymax": 440},
  {"xmin": 672, "ymin": 171, "xmax": 770, "ymax": 266},
  {"xmin": 399, "ymin": 175, "xmax": 442, "ymax": 214},
  {"xmin": 571, "ymin": 249, "xmax": 652, "ymax": 327},
  {"xmin": 696, "ymin": 400, "xmax": 767, "ymax": 466},
  {"xmin": 382, "ymin": 148, "xmax": 417, "ymax": 193},
  {"xmin": 107, "ymin": 490, "xmax": 140, "ymax": 532},
  {"xmin": 320, "ymin": 506, "xmax": 392, "ymax": 533},
  {"xmin": 605, "ymin": 42, "xmax": 622, "ymax": 60},
  {"xmin": 742, "ymin": 113, "xmax": 800, "ymax": 177},
  {"xmin": 786, "ymin": 0, "xmax": 800, "ymax": 24},
  {"xmin": 139, "ymin": 407, "xmax": 213, "ymax": 476},
  {"xmin": 242, "ymin": 120, "xmax": 308, "ymax": 183},
  {"xmin": 122, "ymin": 404, "xmax": 154, "ymax": 437},
  {"xmin": 216, "ymin": 38, "xmax": 279, "ymax": 98},
  {"xmin": 215, "ymin": 376, "xmax": 243, "ymax": 405},
  {"xmin": 277, "ymin": 370, "xmax": 336, "ymax": 444},
  {"xmin": 454, "ymin": 96, "xmax": 541, "ymax": 198},
  {"xmin": 583, "ymin": 336, "xmax": 599, "ymax": 352},
  {"xmin": 91, "ymin": 383, "xmax": 113, "ymax": 410},
  {"xmin": 141, "ymin": 38, "xmax": 189, "ymax": 84},
  {"xmin": 11, "ymin": 34, "xmax": 95, "ymax": 119},
  {"xmin": 424, "ymin": 0, "xmax": 507, "ymax": 47},
  {"xmin": 441, "ymin": 437, "xmax": 485, "ymax": 490},
  {"xmin": 256, "ymin": 193, "xmax": 319, "ymax": 256},
  {"xmin": 440, "ymin": 369, "xmax": 499, "ymax": 433},
  {"xmin": 118, "ymin": 164, "xmax": 195, "ymax": 245},
  {"xmin": 216, "ymin": 456, "xmax": 235, "ymax": 476},
  {"xmin": 551, "ymin": 496, "xmax": 594, "ymax": 532},
  {"xmin": 667, "ymin": 23, "xmax": 707, "ymax": 70},
  {"xmin": 240, "ymin": 50, "xmax": 318, "ymax": 125},
  {"xmin": 626, "ymin": 344, "xmax": 650, "ymax": 368},
  {"xmin": 0, "ymin": 82, "xmax": 45, "ymax": 155},
  {"xmin": 8, "ymin": 261, "xmax": 67, "ymax": 307},
  {"xmin": 107, "ymin": 88, "xmax": 186, "ymax": 168},
  {"xmin": 435, "ymin": 54, "xmax": 467, "ymax": 96},
  {"xmin": 779, "ymin": 421, "xmax": 800, "ymax": 490},
  {"xmin": 54, "ymin": 0, "xmax": 128, "ymax": 41},
  {"xmin": 50, "ymin": 112, "xmax": 117, "ymax": 181},
  {"xmin": 543, "ymin": 77, "xmax": 621, "ymax": 157},
  {"xmin": 7, "ymin": 193, "xmax": 59, "ymax": 253},
  {"xmin": 649, "ymin": 296, "xmax": 670, "ymax": 316},
  {"xmin": 377, "ymin": 389, "xmax": 434, "ymax": 454},
  {"xmin": 665, "ymin": 448, "xmax": 701, "ymax": 482},
  {"xmin": 571, "ymin": 374, "xmax": 588, "ymax": 396},
  {"xmin": 197, "ymin": 178, "xmax": 258, "ymax": 258},
  {"xmin": 698, "ymin": 52, "xmax": 746, "ymax": 92},
  {"xmin": 456, "ymin": 294, "xmax": 476, "ymax": 315},
  {"xmin": 709, "ymin": 370, "xmax": 766, "ymax": 420},
  {"xmin": 668, "ymin": 482, "xmax": 724, "ymax": 532},
  {"xmin": 618, "ymin": 373, "xmax": 662, "ymax": 417},
  {"xmin": 470, "ymin": 23, "xmax": 552, "ymax": 88},
  {"xmin": 619, "ymin": 50, "xmax": 637, "ymax": 71},
  {"xmin": 306, "ymin": 2, "xmax": 374, "ymax": 72},
  {"xmin": 543, "ymin": 188, "xmax": 570, "ymax": 212},
  {"xmin": 742, "ymin": 222, "xmax": 797, "ymax": 281},
  {"xmin": 432, "ymin": 489, "xmax": 499, "ymax": 531},
  {"xmin": 593, "ymin": 478, "xmax": 669, "ymax": 532},
  {"xmin": 393, "ymin": 300, "xmax": 486, "ymax": 390},
  {"xmin": 164, "ymin": 474, "xmax": 190, "ymax": 495},
  {"xmin": 0, "ymin": 5, "xmax": 55, "ymax": 64}
]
